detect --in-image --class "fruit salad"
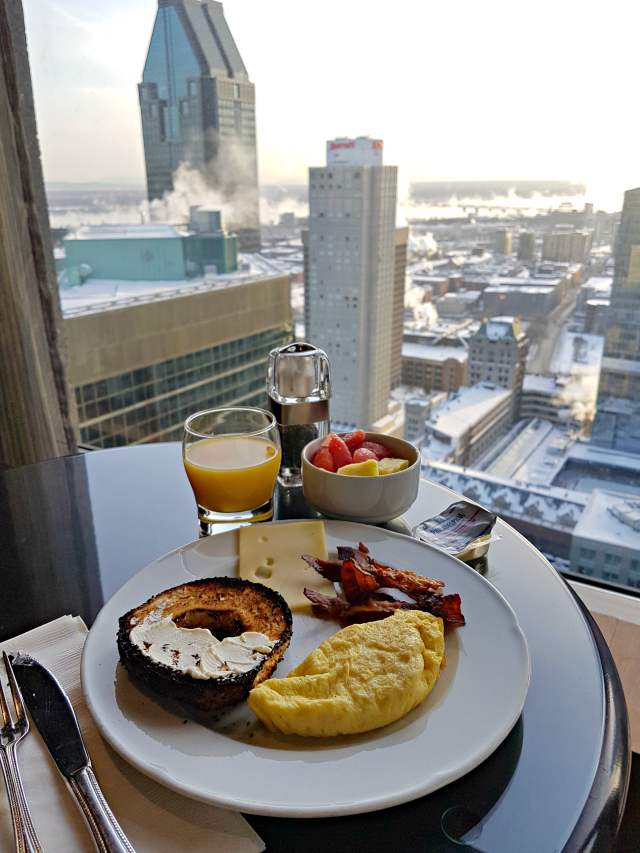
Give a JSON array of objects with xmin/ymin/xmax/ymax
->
[{"xmin": 310, "ymin": 431, "xmax": 409, "ymax": 476}]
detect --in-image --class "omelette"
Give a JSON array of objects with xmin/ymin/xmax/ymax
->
[{"xmin": 247, "ymin": 610, "xmax": 445, "ymax": 737}]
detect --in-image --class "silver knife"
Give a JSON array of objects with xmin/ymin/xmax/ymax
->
[{"xmin": 10, "ymin": 654, "xmax": 136, "ymax": 853}]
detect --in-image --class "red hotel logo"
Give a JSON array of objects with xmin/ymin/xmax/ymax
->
[{"xmin": 330, "ymin": 141, "xmax": 356, "ymax": 150}]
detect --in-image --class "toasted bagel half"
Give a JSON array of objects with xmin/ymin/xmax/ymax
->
[{"xmin": 117, "ymin": 577, "xmax": 293, "ymax": 712}]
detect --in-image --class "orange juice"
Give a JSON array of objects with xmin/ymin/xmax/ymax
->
[{"xmin": 184, "ymin": 437, "xmax": 281, "ymax": 513}]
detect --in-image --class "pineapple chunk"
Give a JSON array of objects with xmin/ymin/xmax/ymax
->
[
  {"xmin": 337, "ymin": 459, "xmax": 379, "ymax": 476},
  {"xmin": 378, "ymin": 457, "xmax": 409, "ymax": 475}
]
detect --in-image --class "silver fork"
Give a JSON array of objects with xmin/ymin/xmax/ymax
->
[{"xmin": 0, "ymin": 651, "xmax": 43, "ymax": 853}]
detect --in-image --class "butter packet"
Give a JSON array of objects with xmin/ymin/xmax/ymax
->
[{"xmin": 413, "ymin": 501, "xmax": 498, "ymax": 562}]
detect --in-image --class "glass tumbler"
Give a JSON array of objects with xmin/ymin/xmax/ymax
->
[{"xmin": 183, "ymin": 407, "xmax": 281, "ymax": 535}]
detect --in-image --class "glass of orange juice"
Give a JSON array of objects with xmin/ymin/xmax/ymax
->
[{"xmin": 183, "ymin": 407, "xmax": 281, "ymax": 535}]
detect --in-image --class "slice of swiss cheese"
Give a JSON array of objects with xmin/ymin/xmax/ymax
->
[{"xmin": 238, "ymin": 521, "xmax": 335, "ymax": 610}]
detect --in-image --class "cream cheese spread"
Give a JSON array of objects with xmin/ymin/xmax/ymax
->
[{"xmin": 129, "ymin": 612, "xmax": 274, "ymax": 680}]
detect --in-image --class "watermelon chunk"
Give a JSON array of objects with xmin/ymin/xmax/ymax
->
[
  {"xmin": 328, "ymin": 434, "xmax": 353, "ymax": 469},
  {"xmin": 360, "ymin": 440, "xmax": 394, "ymax": 460},
  {"xmin": 311, "ymin": 447, "xmax": 336, "ymax": 472},
  {"xmin": 353, "ymin": 447, "xmax": 378, "ymax": 463},
  {"xmin": 342, "ymin": 430, "xmax": 366, "ymax": 452}
]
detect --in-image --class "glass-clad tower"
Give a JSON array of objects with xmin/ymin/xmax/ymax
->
[
  {"xmin": 592, "ymin": 187, "xmax": 640, "ymax": 453},
  {"xmin": 139, "ymin": 0, "xmax": 260, "ymax": 251},
  {"xmin": 597, "ymin": 187, "xmax": 640, "ymax": 403}
]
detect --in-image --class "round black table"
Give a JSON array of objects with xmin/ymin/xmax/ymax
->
[{"xmin": 0, "ymin": 443, "xmax": 631, "ymax": 852}]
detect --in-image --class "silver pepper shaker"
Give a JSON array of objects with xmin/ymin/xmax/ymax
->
[{"xmin": 266, "ymin": 343, "xmax": 331, "ymax": 486}]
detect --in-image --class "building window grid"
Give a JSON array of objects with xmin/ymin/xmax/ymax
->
[{"xmin": 77, "ymin": 327, "xmax": 291, "ymax": 448}]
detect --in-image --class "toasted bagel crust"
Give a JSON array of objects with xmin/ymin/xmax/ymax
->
[{"xmin": 117, "ymin": 577, "xmax": 293, "ymax": 711}]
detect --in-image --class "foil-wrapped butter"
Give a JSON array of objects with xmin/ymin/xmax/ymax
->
[{"xmin": 413, "ymin": 501, "xmax": 497, "ymax": 562}]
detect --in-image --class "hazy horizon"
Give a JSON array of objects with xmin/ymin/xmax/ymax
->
[{"xmin": 23, "ymin": 0, "xmax": 640, "ymax": 213}]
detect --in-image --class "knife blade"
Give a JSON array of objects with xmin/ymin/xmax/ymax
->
[{"xmin": 10, "ymin": 653, "xmax": 136, "ymax": 853}]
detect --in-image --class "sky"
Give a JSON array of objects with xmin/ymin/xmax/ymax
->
[{"xmin": 22, "ymin": 0, "xmax": 640, "ymax": 211}]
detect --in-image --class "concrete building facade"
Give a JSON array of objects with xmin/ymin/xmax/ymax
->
[
  {"xmin": 543, "ymin": 228, "xmax": 593, "ymax": 264},
  {"xmin": 305, "ymin": 137, "xmax": 398, "ymax": 428},
  {"xmin": 390, "ymin": 226, "xmax": 409, "ymax": 388},
  {"xmin": 65, "ymin": 274, "xmax": 293, "ymax": 447},
  {"xmin": 139, "ymin": 1, "xmax": 260, "ymax": 250}
]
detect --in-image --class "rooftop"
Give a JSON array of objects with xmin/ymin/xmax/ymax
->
[
  {"xmin": 59, "ymin": 253, "xmax": 288, "ymax": 317},
  {"xmin": 402, "ymin": 342, "xmax": 468, "ymax": 364},
  {"xmin": 64, "ymin": 224, "xmax": 184, "ymax": 241},
  {"xmin": 422, "ymin": 460, "xmax": 587, "ymax": 531},
  {"xmin": 426, "ymin": 382, "xmax": 512, "ymax": 439},
  {"xmin": 573, "ymin": 489, "xmax": 640, "ymax": 551}
]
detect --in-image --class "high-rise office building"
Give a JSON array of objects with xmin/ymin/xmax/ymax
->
[
  {"xmin": 494, "ymin": 227, "xmax": 512, "ymax": 256},
  {"xmin": 518, "ymin": 230, "xmax": 536, "ymax": 261},
  {"xmin": 63, "ymin": 272, "xmax": 293, "ymax": 448},
  {"xmin": 592, "ymin": 187, "xmax": 640, "ymax": 452},
  {"xmin": 139, "ymin": 0, "xmax": 260, "ymax": 251},
  {"xmin": 305, "ymin": 137, "xmax": 398, "ymax": 428}
]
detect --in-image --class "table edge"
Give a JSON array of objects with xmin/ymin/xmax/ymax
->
[{"xmin": 562, "ymin": 584, "xmax": 631, "ymax": 853}]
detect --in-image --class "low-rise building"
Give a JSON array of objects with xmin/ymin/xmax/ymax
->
[
  {"xmin": 422, "ymin": 381, "xmax": 514, "ymax": 466},
  {"xmin": 401, "ymin": 341, "xmax": 468, "ymax": 394},
  {"xmin": 482, "ymin": 283, "xmax": 561, "ymax": 317},
  {"xmin": 570, "ymin": 490, "xmax": 640, "ymax": 587}
]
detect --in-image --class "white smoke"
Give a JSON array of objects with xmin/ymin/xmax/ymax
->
[
  {"xmin": 259, "ymin": 190, "xmax": 308, "ymax": 225},
  {"xmin": 149, "ymin": 137, "xmax": 259, "ymax": 232}
]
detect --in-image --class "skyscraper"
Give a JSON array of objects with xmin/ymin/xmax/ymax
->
[
  {"xmin": 139, "ymin": 0, "xmax": 260, "ymax": 251},
  {"xmin": 597, "ymin": 187, "xmax": 640, "ymax": 404},
  {"xmin": 591, "ymin": 187, "xmax": 640, "ymax": 453},
  {"xmin": 305, "ymin": 137, "xmax": 398, "ymax": 428},
  {"xmin": 494, "ymin": 227, "xmax": 512, "ymax": 256}
]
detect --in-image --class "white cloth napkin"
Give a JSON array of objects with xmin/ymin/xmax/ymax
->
[{"xmin": 0, "ymin": 616, "xmax": 265, "ymax": 853}]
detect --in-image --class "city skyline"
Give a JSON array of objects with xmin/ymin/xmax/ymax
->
[{"xmin": 22, "ymin": 0, "xmax": 640, "ymax": 213}]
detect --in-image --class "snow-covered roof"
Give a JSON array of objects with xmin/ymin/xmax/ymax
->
[
  {"xmin": 59, "ymin": 253, "xmax": 287, "ymax": 317},
  {"xmin": 523, "ymin": 375, "xmax": 558, "ymax": 395},
  {"xmin": 573, "ymin": 489, "xmax": 640, "ymax": 550},
  {"xmin": 421, "ymin": 460, "xmax": 587, "ymax": 532},
  {"xmin": 426, "ymin": 382, "xmax": 512, "ymax": 440},
  {"xmin": 567, "ymin": 441, "xmax": 640, "ymax": 474},
  {"xmin": 402, "ymin": 343, "xmax": 468, "ymax": 363},
  {"xmin": 65, "ymin": 224, "xmax": 183, "ymax": 241}
]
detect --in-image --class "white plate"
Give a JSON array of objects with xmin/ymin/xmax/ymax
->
[{"xmin": 82, "ymin": 520, "xmax": 530, "ymax": 817}]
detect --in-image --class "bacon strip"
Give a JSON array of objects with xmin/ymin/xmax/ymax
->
[
  {"xmin": 304, "ymin": 542, "xmax": 465, "ymax": 626},
  {"xmin": 303, "ymin": 589, "xmax": 349, "ymax": 619},
  {"xmin": 302, "ymin": 555, "xmax": 342, "ymax": 582},
  {"xmin": 341, "ymin": 559, "xmax": 378, "ymax": 603}
]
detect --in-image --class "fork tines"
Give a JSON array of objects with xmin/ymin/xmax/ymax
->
[{"xmin": 1, "ymin": 651, "xmax": 43, "ymax": 852}]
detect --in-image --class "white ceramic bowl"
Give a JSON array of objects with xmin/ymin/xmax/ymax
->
[{"xmin": 301, "ymin": 432, "xmax": 421, "ymax": 524}]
